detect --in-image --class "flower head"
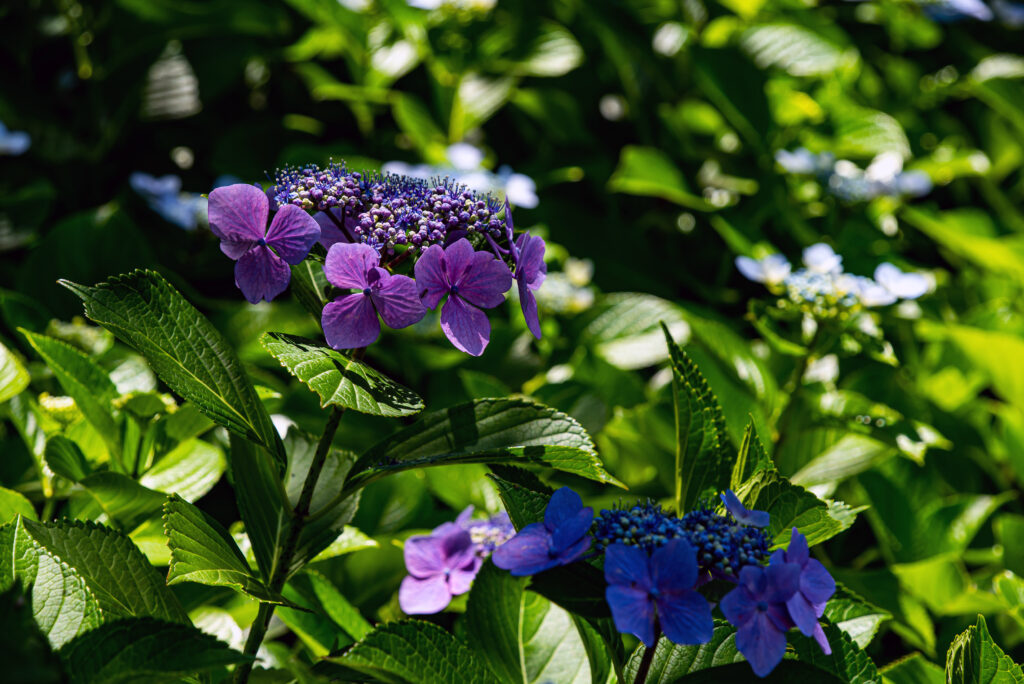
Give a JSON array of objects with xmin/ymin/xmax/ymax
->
[
  {"xmin": 593, "ymin": 501, "xmax": 684, "ymax": 553},
  {"xmin": 208, "ymin": 184, "xmax": 321, "ymax": 303},
  {"xmin": 456, "ymin": 506, "xmax": 515, "ymax": 554},
  {"xmin": 735, "ymin": 254, "xmax": 791, "ymax": 287},
  {"xmin": 491, "ymin": 487, "xmax": 593, "ymax": 576},
  {"xmin": 720, "ymin": 490, "xmax": 769, "ymax": 528},
  {"xmin": 414, "ymin": 238, "xmax": 512, "ymax": 356},
  {"xmin": 774, "ymin": 528, "xmax": 835, "ymax": 655},
  {"xmin": 720, "ymin": 559, "xmax": 801, "ymax": 677},
  {"xmin": 680, "ymin": 505, "xmax": 772, "ymax": 580},
  {"xmin": 399, "ymin": 523, "xmax": 481, "ymax": 614},
  {"xmin": 604, "ymin": 540, "xmax": 714, "ymax": 647},
  {"xmin": 321, "ymin": 243, "xmax": 425, "ymax": 349}
]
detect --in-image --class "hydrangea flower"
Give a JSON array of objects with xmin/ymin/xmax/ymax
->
[
  {"xmin": 594, "ymin": 501, "xmax": 684, "ymax": 553},
  {"xmin": 720, "ymin": 559, "xmax": 801, "ymax": 677},
  {"xmin": 802, "ymin": 243, "xmax": 843, "ymax": 275},
  {"xmin": 509, "ymin": 209, "xmax": 547, "ymax": 339},
  {"xmin": 873, "ymin": 263, "xmax": 929, "ymax": 301},
  {"xmin": 774, "ymin": 528, "xmax": 835, "ymax": 655},
  {"xmin": 0, "ymin": 121, "xmax": 31, "ymax": 156},
  {"xmin": 776, "ymin": 148, "xmax": 933, "ymax": 201},
  {"xmin": 414, "ymin": 238, "xmax": 512, "ymax": 356},
  {"xmin": 131, "ymin": 172, "xmax": 204, "ymax": 231},
  {"xmin": 321, "ymin": 243, "xmax": 425, "ymax": 349},
  {"xmin": 720, "ymin": 490, "xmax": 769, "ymax": 528},
  {"xmin": 492, "ymin": 487, "xmax": 593, "ymax": 576},
  {"xmin": 735, "ymin": 254, "xmax": 791, "ymax": 287},
  {"xmin": 456, "ymin": 506, "xmax": 516, "ymax": 554},
  {"xmin": 604, "ymin": 540, "xmax": 714, "ymax": 647},
  {"xmin": 208, "ymin": 184, "xmax": 321, "ymax": 303},
  {"xmin": 399, "ymin": 523, "xmax": 481, "ymax": 614}
]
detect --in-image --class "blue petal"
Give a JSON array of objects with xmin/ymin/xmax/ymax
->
[
  {"xmin": 606, "ymin": 585, "xmax": 656, "ymax": 647},
  {"xmin": 735, "ymin": 613, "xmax": 788, "ymax": 678},
  {"xmin": 799, "ymin": 559, "xmax": 836, "ymax": 605},
  {"xmin": 491, "ymin": 524, "xmax": 558, "ymax": 576},
  {"xmin": 763, "ymin": 561, "xmax": 801, "ymax": 603},
  {"xmin": 786, "ymin": 528, "xmax": 809, "ymax": 567},
  {"xmin": 785, "ymin": 592, "xmax": 819, "ymax": 637},
  {"xmin": 719, "ymin": 583, "xmax": 757, "ymax": 628},
  {"xmin": 720, "ymin": 490, "xmax": 770, "ymax": 528},
  {"xmin": 657, "ymin": 590, "xmax": 713, "ymax": 646},
  {"xmin": 651, "ymin": 538, "xmax": 698, "ymax": 591},
  {"xmin": 544, "ymin": 487, "xmax": 584, "ymax": 530},
  {"xmin": 604, "ymin": 543, "xmax": 651, "ymax": 590},
  {"xmin": 550, "ymin": 507, "xmax": 594, "ymax": 553}
]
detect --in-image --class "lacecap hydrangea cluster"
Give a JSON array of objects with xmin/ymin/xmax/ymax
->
[
  {"xmin": 397, "ymin": 487, "xmax": 836, "ymax": 678},
  {"xmin": 775, "ymin": 148, "xmax": 933, "ymax": 202},
  {"xmin": 205, "ymin": 162, "xmax": 546, "ymax": 356},
  {"xmin": 736, "ymin": 243, "xmax": 929, "ymax": 317}
]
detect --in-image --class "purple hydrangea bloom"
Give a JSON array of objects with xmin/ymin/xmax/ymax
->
[
  {"xmin": 456, "ymin": 506, "xmax": 516, "ymax": 554},
  {"xmin": 774, "ymin": 528, "xmax": 835, "ymax": 655},
  {"xmin": 321, "ymin": 243, "xmax": 425, "ymax": 349},
  {"xmin": 720, "ymin": 559, "xmax": 801, "ymax": 677},
  {"xmin": 721, "ymin": 490, "xmax": 770, "ymax": 528},
  {"xmin": 208, "ymin": 184, "xmax": 321, "ymax": 303},
  {"xmin": 399, "ymin": 523, "xmax": 481, "ymax": 614},
  {"xmin": 492, "ymin": 487, "xmax": 593, "ymax": 576},
  {"xmin": 414, "ymin": 238, "xmax": 513, "ymax": 356},
  {"xmin": 604, "ymin": 539, "xmax": 714, "ymax": 647}
]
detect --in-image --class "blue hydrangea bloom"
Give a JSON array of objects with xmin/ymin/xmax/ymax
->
[
  {"xmin": 720, "ymin": 490, "xmax": 769, "ymax": 528},
  {"xmin": 593, "ymin": 501, "xmax": 684, "ymax": 553},
  {"xmin": 605, "ymin": 539, "xmax": 713, "ymax": 647},
  {"xmin": 491, "ymin": 487, "xmax": 593, "ymax": 576},
  {"xmin": 720, "ymin": 558, "xmax": 801, "ymax": 677},
  {"xmin": 774, "ymin": 528, "xmax": 836, "ymax": 655},
  {"xmin": 679, "ymin": 505, "xmax": 772, "ymax": 579},
  {"xmin": 130, "ymin": 172, "xmax": 204, "ymax": 231},
  {"xmin": 0, "ymin": 122, "xmax": 31, "ymax": 156}
]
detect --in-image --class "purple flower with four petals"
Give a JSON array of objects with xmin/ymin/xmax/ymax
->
[
  {"xmin": 604, "ymin": 539, "xmax": 714, "ymax": 647},
  {"xmin": 721, "ymin": 489, "xmax": 770, "ymax": 528},
  {"xmin": 491, "ymin": 487, "xmax": 593, "ymax": 576},
  {"xmin": 774, "ymin": 528, "xmax": 835, "ymax": 655},
  {"xmin": 399, "ymin": 522, "xmax": 482, "ymax": 615},
  {"xmin": 414, "ymin": 238, "xmax": 513, "ymax": 356},
  {"xmin": 321, "ymin": 243, "xmax": 426, "ymax": 349},
  {"xmin": 208, "ymin": 184, "xmax": 321, "ymax": 303},
  {"xmin": 720, "ymin": 558, "xmax": 801, "ymax": 677}
]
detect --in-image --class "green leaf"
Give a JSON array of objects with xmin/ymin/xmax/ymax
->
[
  {"xmin": 0, "ymin": 339, "xmax": 29, "ymax": 403},
  {"xmin": 58, "ymin": 617, "xmax": 250, "ymax": 683},
  {"xmin": 608, "ymin": 146, "xmax": 713, "ymax": 211},
  {"xmin": 0, "ymin": 586, "xmax": 66, "ymax": 684},
  {"xmin": 732, "ymin": 420, "xmax": 772, "ymax": 491},
  {"xmin": 227, "ymin": 434, "xmax": 286, "ymax": 582},
  {"xmin": 946, "ymin": 615, "xmax": 1024, "ymax": 683},
  {"xmin": 78, "ymin": 472, "xmax": 167, "ymax": 531},
  {"xmin": 308, "ymin": 525, "xmax": 378, "ymax": 563},
  {"xmin": 0, "ymin": 486, "xmax": 36, "ymax": 525},
  {"xmin": 622, "ymin": 621, "xmax": 744, "ymax": 683},
  {"xmin": 21, "ymin": 329, "xmax": 121, "ymax": 460},
  {"xmin": 465, "ymin": 562, "xmax": 595, "ymax": 684},
  {"xmin": 139, "ymin": 438, "xmax": 226, "ymax": 503},
  {"xmin": 880, "ymin": 653, "xmax": 944, "ymax": 684},
  {"xmin": 44, "ymin": 435, "xmax": 91, "ymax": 481},
  {"xmin": 349, "ymin": 398, "xmax": 621, "ymax": 492},
  {"xmin": 664, "ymin": 324, "xmax": 735, "ymax": 512},
  {"xmin": 59, "ymin": 271, "xmax": 283, "ymax": 468},
  {"xmin": 290, "ymin": 255, "xmax": 331, "ymax": 319},
  {"xmin": 261, "ymin": 332, "xmax": 424, "ymax": 417},
  {"xmin": 514, "ymin": 22, "xmax": 584, "ymax": 77},
  {"xmin": 278, "ymin": 569, "xmax": 372, "ymax": 657},
  {"xmin": 741, "ymin": 23, "xmax": 857, "ymax": 77},
  {"xmin": 163, "ymin": 494, "xmax": 290, "ymax": 604},
  {"xmin": 825, "ymin": 584, "xmax": 892, "ymax": 649},
  {"xmin": 578, "ymin": 293, "xmax": 691, "ymax": 370},
  {"xmin": 788, "ymin": 619, "xmax": 881, "ymax": 683},
  {"xmin": 331, "ymin": 619, "xmax": 498, "ymax": 683},
  {"xmin": 488, "ymin": 465, "xmax": 554, "ymax": 530}
]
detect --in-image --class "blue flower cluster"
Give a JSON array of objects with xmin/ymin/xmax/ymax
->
[
  {"xmin": 776, "ymin": 148, "xmax": 933, "ymax": 202},
  {"xmin": 493, "ymin": 487, "xmax": 835, "ymax": 678},
  {"xmin": 270, "ymin": 162, "xmax": 505, "ymax": 255}
]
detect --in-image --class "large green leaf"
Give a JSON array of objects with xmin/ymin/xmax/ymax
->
[
  {"xmin": 44, "ymin": 435, "xmax": 91, "ymax": 481},
  {"xmin": 488, "ymin": 466, "xmax": 554, "ymax": 530},
  {"xmin": 289, "ymin": 255, "xmax": 331, "ymax": 319},
  {"xmin": 261, "ymin": 332, "xmax": 424, "ymax": 417},
  {"xmin": 139, "ymin": 438, "xmax": 226, "ymax": 502},
  {"xmin": 826, "ymin": 584, "xmax": 892, "ymax": 649},
  {"xmin": 607, "ymin": 146, "xmax": 713, "ymax": 211},
  {"xmin": 664, "ymin": 325, "xmax": 735, "ymax": 512},
  {"xmin": 78, "ymin": 472, "xmax": 167, "ymax": 531},
  {"xmin": 0, "ymin": 486, "xmax": 36, "ymax": 525},
  {"xmin": 741, "ymin": 23, "xmax": 857, "ymax": 77},
  {"xmin": 227, "ymin": 434, "xmax": 286, "ymax": 582},
  {"xmin": 59, "ymin": 271, "xmax": 283, "ymax": 468},
  {"xmin": 331, "ymin": 620, "xmax": 498, "ymax": 683},
  {"xmin": 464, "ymin": 562, "xmax": 593, "ymax": 684},
  {"xmin": 0, "ymin": 339, "xmax": 29, "ymax": 403},
  {"xmin": 622, "ymin": 622, "xmax": 744, "ymax": 682},
  {"xmin": 788, "ymin": 620, "xmax": 881, "ymax": 683},
  {"xmin": 348, "ymin": 398, "xmax": 621, "ymax": 492},
  {"xmin": 278, "ymin": 569, "xmax": 373, "ymax": 657},
  {"xmin": 880, "ymin": 653, "xmax": 944, "ymax": 684},
  {"xmin": 578, "ymin": 293, "xmax": 691, "ymax": 370},
  {"xmin": 946, "ymin": 615, "xmax": 1024, "ymax": 684},
  {"xmin": 163, "ymin": 495, "xmax": 290, "ymax": 604},
  {"xmin": 22, "ymin": 329, "xmax": 121, "ymax": 460},
  {"xmin": 58, "ymin": 617, "xmax": 250, "ymax": 683}
]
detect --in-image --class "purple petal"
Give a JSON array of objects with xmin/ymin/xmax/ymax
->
[
  {"xmin": 519, "ymin": 278, "xmax": 542, "ymax": 339},
  {"xmin": 234, "ymin": 245, "xmax": 291, "ymax": 303},
  {"xmin": 550, "ymin": 507, "xmax": 594, "ymax": 553},
  {"xmin": 457, "ymin": 251, "xmax": 512, "ymax": 309},
  {"xmin": 404, "ymin": 536, "xmax": 447, "ymax": 577},
  {"xmin": 766, "ymin": 603, "xmax": 794, "ymax": 633},
  {"xmin": 369, "ymin": 270, "xmax": 426, "ymax": 329},
  {"xmin": 491, "ymin": 524, "xmax": 558, "ymax": 576},
  {"xmin": 604, "ymin": 543, "xmax": 651, "ymax": 589},
  {"xmin": 399, "ymin": 574, "xmax": 452, "ymax": 615},
  {"xmin": 438, "ymin": 528, "xmax": 477, "ymax": 567},
  {"xmin": 440, "ymin": 295, "xmax": 490, "ymax": 356},
  {"xmin": 545, "ymin": 487, "xmax": 584, "ymax": 530},
  {"xmin": 322, "ymin": 294, "xmax": 381, "ymax": 349},
  {"xmin": 209, "ymin": 184, "xmax": 267, "ymax": 259},
  {"xmin": 657, "ymin": 590, "xmax": 713, "ymax": 645},
  {"xmin": 720, "ymin": 583, "xmax": 758, "ymax": 628},
  {"xmin": 324, "ymin": 242, "xmax": 379, "ymax": 290},
  {"xmin": 787, "ymin": 528, "xmax": 809, "ymax": 567},
  {"xmin": 606, "ymin": 585, "xmax": 656, "ymax": 647},
  {"xmin": 455, "ymin": 506, "xmax": 475, "ymax": 528},
  {"xmin": 785, "ymin": 592, "xmax": 819, "ymax": 638},
  {"xmin": 764, "ymin": 561, "xmax": 801, "ymax": 603},
  {"xmin": 266, "ymin": 204, "xmax": 321, "ymax": 264},
  {"xmin": 515, "ymin": 233, "xmax": 547, "ymax": 288},
  {"xmin": 812, "ymin": 622, "xmax": 831, "ymax": 655},
  {"xmin": 799, "ymin": 559, "xmax": 836, "ymax": 605},
  {"xmin": 651, "ymin": 539, "xmax": 698, "ymax": 591},
  {"xmin": 721, "ymin": 490, "xmax": 770, "ymax": 528},
  {"xmin": 739, "ymin": 565, "xmax": 767, "ymax": 597},
  {"xmin": 413, "ymin": 244, "xmax": 450, "ymax": 309},
  {"xmin": 443, "ymin": 238, "xmax": 476, "ymax": 288},
  {"xmin": 315, "ymin": 208, "xmax": 351, "ymax": 249},
  {"xmin": 554, "ymin": 534, "xmax": 591, "ymax": 565},
  {"xmin": 447, "ymin": 557, "xmax": 482, "ymax": 596},
  {"xmin": 735, "ymin": 613, "xmax": 788, "ymax": 678}
]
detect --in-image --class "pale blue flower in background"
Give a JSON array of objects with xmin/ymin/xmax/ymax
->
[
  {"xmin": 873, "ymin": 263, "xmax": 929, "ymax": 300},
  {"xmin": 803, "ymin": 243, "xmax": 843, "ymax": 275},
  {"xmin": 0, "ymin": 122, "xmax": 31, "ymax": 156},
  {"xmin": 130, "ymin": 172, "xmax": 205, "ymax": 230},
  {"xmin": 735, "ymin": 254, "xmax": 792, "ymax": 286}
]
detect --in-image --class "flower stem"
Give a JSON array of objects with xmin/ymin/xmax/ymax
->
[
  {"xmin": 634, "ymin": 641, "xmax": 657, "ymax": 684},
  {"xmin": 233, "ymin": 405, "xmax": 346, "ymax": 683}
]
